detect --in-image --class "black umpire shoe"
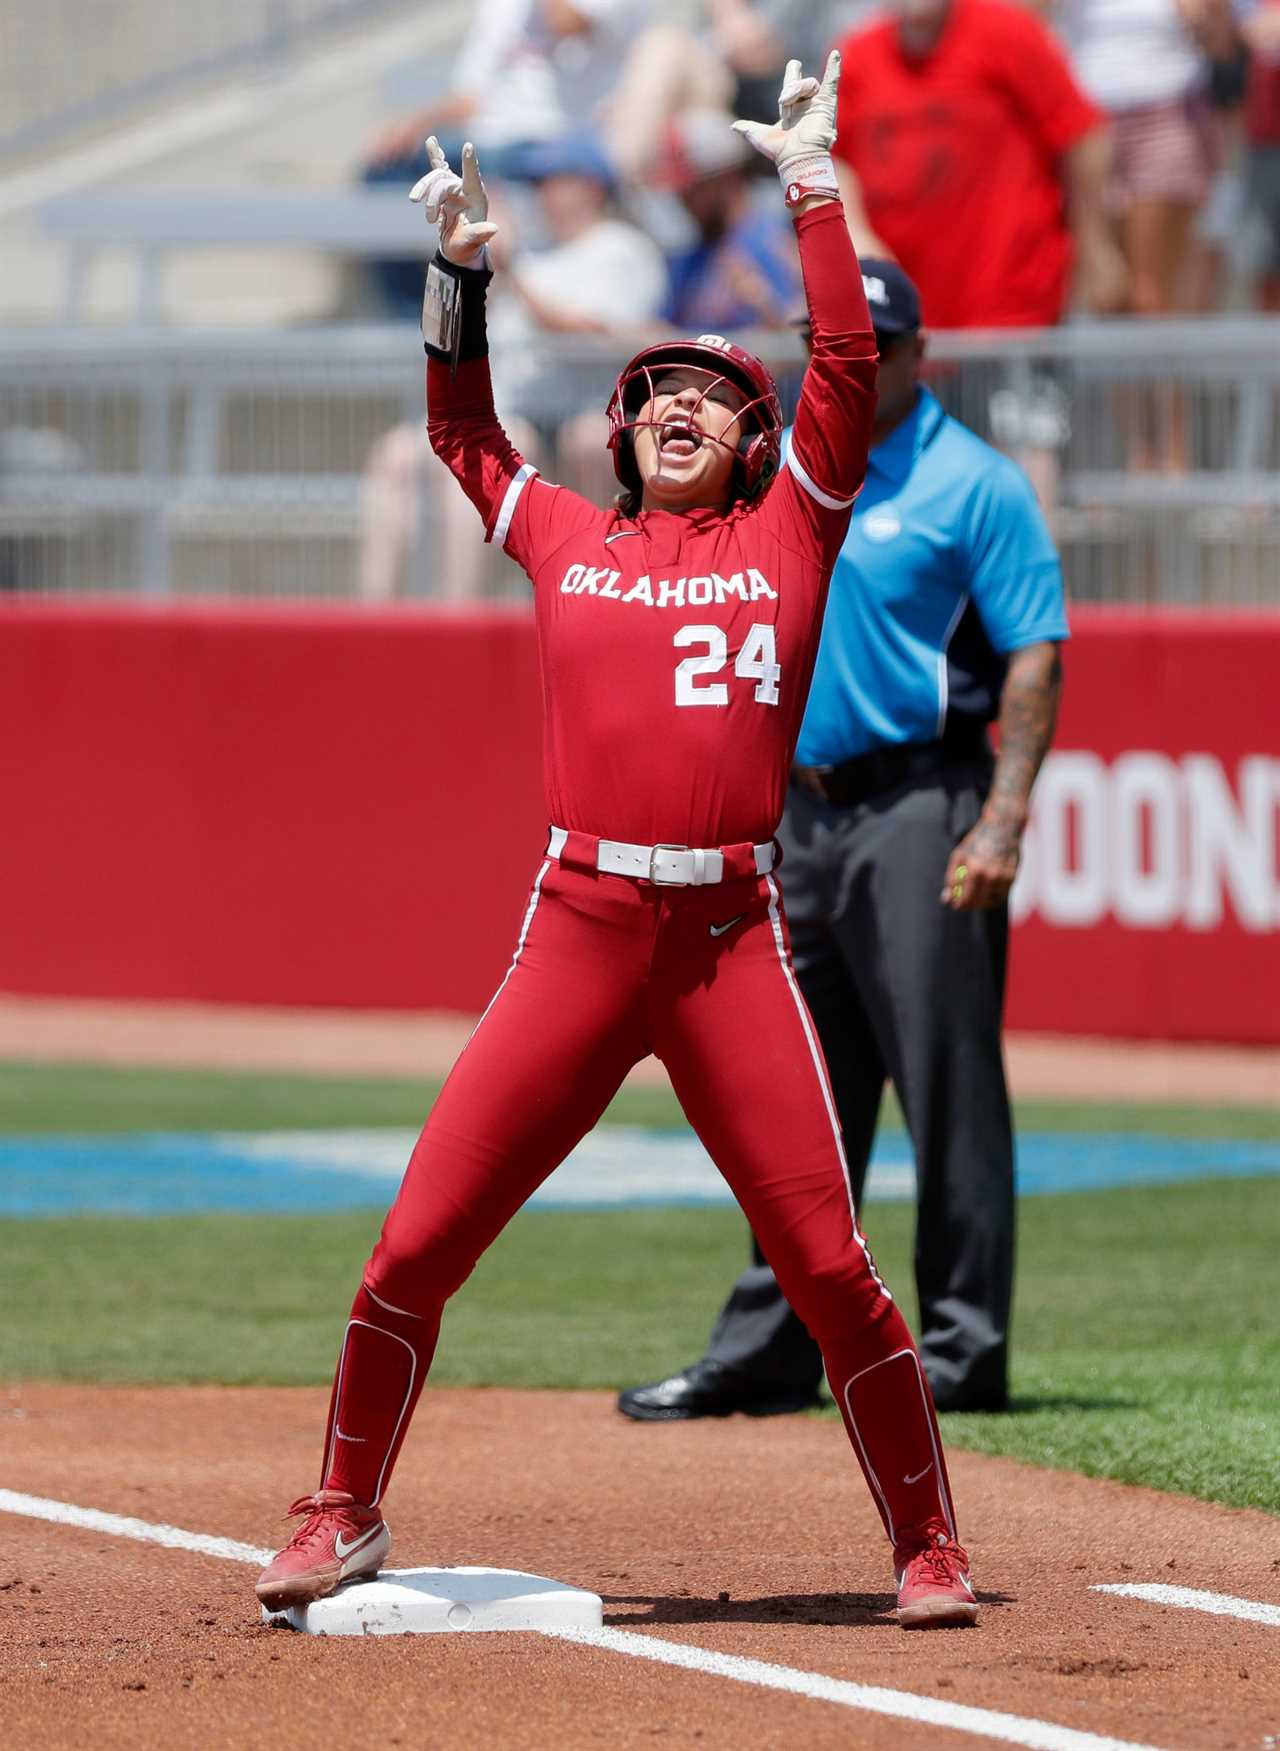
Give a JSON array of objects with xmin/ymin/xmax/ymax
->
[{"xmin": 616, "ymin": 1359, "xmax": 824, "ymax": 1421}]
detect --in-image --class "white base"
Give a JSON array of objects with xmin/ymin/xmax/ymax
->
[{"xmin": 261, "ymin": 1566, "xmax": 604, "ymax": 1636}]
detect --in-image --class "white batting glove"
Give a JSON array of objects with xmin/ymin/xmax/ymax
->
[
  {"xmin": 732, "ymin": 50, "xmax": 841, "ymax": 209},
  {"xmin": 409, "ymin": 137, "xmax": 498, "ymax": 268}
]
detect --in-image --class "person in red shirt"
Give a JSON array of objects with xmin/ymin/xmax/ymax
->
[
  {"xmin": 255, "ymin": 55, "xmax": 980, "ymax": 1632},
  {"xmin": 831, "ymin": 0, "xmax": 1125, "ymax": 327}
]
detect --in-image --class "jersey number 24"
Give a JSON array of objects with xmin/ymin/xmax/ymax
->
[{"xmin": 673, "ymin": 623, "xmax": 780, "ymax": 708}]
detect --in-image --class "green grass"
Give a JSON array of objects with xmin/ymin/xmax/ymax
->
[
  {"xmin": 3, "ymin": 1058, "xmax": 1278, "ymax": 1141},
  {"xmin": 0, "ymin": 1060, "xmax": 683, "ymax": 1134},
  {"xmin": 1, "ymin": 1178, "xmax": 1276, "ymax": 1514}
]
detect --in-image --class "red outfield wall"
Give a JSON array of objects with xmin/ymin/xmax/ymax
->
[{"xmin": 2, "ymin": 600, "xmax": 1277, "ymax": 1041}]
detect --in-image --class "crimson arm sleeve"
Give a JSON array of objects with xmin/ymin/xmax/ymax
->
[
  {"xmin": 425, "ymin": 355, "xmax": 534, "ymax": 544},
  {"xmin": 784, "ymin": 201, "xmax": 877, "ymax": 521}
]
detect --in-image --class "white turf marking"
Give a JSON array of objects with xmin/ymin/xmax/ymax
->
[
  {"xmin": 0, "ymin": 1491, "xmax": 1173, "ymax": 1751},
  {"xmin": 542, "ymin": 1626, "xmax": 1167, "ymax": 1751},
  {"xmin": 219, "ymin": 1123, "xmax": 917, "ymax": 1207},
  {"xmin": 0, "ymin": 1489, "xmax": 273, "ymax": 1566},
  {"xmin": 1093, "ymin": 1583, "xmax": 1280, "ymax": 1627}
]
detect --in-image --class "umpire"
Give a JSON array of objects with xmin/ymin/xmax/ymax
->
[{"xmin": 620, "ymin": 260, "xmax": 1067, "ymax": 1419}]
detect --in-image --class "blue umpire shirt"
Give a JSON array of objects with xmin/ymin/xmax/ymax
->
[{"xmin": 792, "ymin": 387, "xmax": 1070, "ymax": 767}]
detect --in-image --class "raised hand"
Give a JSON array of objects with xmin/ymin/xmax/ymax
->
[
  {"xmin": 732, "ymin": 50, "xmax": 841, "ymax": 175},
  {"xmin": 409, "ymin": 137, "xmax": 498, "ymax": 267}
]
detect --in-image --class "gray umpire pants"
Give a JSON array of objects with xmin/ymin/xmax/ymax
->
[{"xmin": 705, "ymin": 758, "xmax": 1015, "ymax": 1408}]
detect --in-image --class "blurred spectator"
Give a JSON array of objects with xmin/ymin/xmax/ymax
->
[
  {"xmin": 359, "ymin": 134, "xmax": 667, "ymax": 600},
  {"xmin": 604, "ymin": 3, "xmax": 876, "ymax": 181},
  {"xmin": 659, "ymin": 109, "xmax": 802, "ymax": 330},
  {"xmin": 829, "ymin": 0, "xmax": 1125, "ymax": 327},
  {"xmin": 360, "ymin": 0, "xmax": 639, "ymax": 315},
  {"xmin": 1244, "ymin": 0, "xmax": 1280, "ymax": 308},
  {"xmin": 1185, "ymin": 4, "xmax": 1253, "ymax": 313},
  {"xmin": 1056, "ymin": 0, "xmax": 1241, "ymax": 317},
  {"xmin": 700, "ymin": 0, "xmax": 880, "ymax": 123},
  {"xmin": 488, "ymin": 132, "xmax": 669, "ymax": 441},
  {"xmin": 365, "ymin": 0, "xmax": 635, "ymax": 172},
  {"xmin": 1057, "ymin": 2, "xmax": 1249, "ymax": 468}
]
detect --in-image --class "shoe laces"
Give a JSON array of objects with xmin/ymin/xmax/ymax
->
[
  {"xmin": 280, "ymin": 1490, "xmax": 356, "ymax": 1551},
  {"xmin": 901, "ymin": 1530, "xmax": 969, "ymax": 1585}
]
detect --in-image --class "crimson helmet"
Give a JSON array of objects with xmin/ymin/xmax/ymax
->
[{"xmin": 606, "ymin": 334, "xmax": 783, "ymax": 502}]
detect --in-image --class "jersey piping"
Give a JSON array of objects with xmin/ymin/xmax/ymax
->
[
  {"xmin": 492, "ymin": 462, "xmax": 538, "ymax": 547},
  {"xmin": 785, "ymin": 446, "xmax": 858, "ymax": 511}
]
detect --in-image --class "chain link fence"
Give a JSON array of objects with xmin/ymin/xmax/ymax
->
[{"xmin": 2, "ymin": 319, "xmax": 1279, "ymax": 605}]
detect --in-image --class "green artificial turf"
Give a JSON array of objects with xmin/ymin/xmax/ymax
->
[
  {"xmin": 1, "ymin": 1177, "xmax": 1276, "ymax": 1514},
  {"xmin": 0, "ymin": 1060, "xmax": 683, "ymax": 1135},
  {"xmin": 2, "ymin": 1057, "xmax": 1278, "ymax": 1141}
]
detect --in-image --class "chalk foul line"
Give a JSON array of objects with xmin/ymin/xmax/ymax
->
[
  {"xmin": 0, "ymin": 1487, "xmax": 274, "ymax": 1566},
  {"xmin": 541, "ymin": 1624, "xmax": 1168, "ymax": 1751},
  {"xmin": 0, "ymin": 1488, "xmax": 1173, "ymax": 1751},
  {"xmin": 1092, "ymin": 1582, "xmax": 1280, "ymax": 1628}
]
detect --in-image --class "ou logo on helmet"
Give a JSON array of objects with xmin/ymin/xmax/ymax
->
[
  {"xmin": 695, "ymin": 334, "xmax": 734, "ymax": 352},
  {"xmin": 861, "ymin": 508, "xmax": 901, "ymax": 543}
]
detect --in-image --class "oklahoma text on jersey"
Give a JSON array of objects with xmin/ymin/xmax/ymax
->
[{"xmin": 558, "ymin": 565, "xmax": 779, "ymax": 607}]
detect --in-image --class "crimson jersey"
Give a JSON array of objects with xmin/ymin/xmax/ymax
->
[{"xmin": 427, "ymin": 202, "xmax": 876, "ymax": 848}]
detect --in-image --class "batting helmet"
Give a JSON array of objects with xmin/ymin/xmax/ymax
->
[{"xmin": 606, "ymin": 334, "xmax": 783, "ymax": 502}]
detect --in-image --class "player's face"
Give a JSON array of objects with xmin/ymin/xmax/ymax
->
[{"xmin": 633, "ymin": 367, "xmax": 749, "ymax": 512}]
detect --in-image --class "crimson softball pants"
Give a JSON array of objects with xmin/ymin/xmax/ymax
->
[{"xmin": 320, "ymin": 852, "xmax": 960, "ymax": 1549}]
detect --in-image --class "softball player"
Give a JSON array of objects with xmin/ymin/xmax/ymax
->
[{"xmin": 257, "ymin": 54, "xmax": 979, "ymax": 1631}]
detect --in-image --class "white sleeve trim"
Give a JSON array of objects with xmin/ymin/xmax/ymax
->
[
  {"xmin": 784, "ymin": 447, "xmax": 857, "ymax": 512},
  {"xmin": 491, "ymin": 462, "xmax": 539, "ymax": 547}
]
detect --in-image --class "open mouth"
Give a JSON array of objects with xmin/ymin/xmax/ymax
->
[{"xmin": 658, "ymin": 420, "xmax": 703, "ymax": 459}]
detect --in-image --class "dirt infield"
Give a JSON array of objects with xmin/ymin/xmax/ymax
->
[
  {"xmin": 3, "ymin": 994, "xmax": 1279, "ymax": 1106},
  {"xmin": 2, "ymin": 1384, "xmax": 1278, "ymax": 1751},
  {"xmin": 3, "ymin": 1003, "xmax": 1277, "ymax": 1746}
]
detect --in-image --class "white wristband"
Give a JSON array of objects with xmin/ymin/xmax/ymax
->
[{"xmin": 780, "ymin": 152, "xmax": 840, "ymax": 209}]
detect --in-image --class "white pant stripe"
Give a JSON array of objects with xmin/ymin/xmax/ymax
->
[
  {"xmin": 323, "ymin": 1318, "xmax": 418, "ymax": 1507},
  {"xmin": 763, "ymin": 874, "xmax": 889, "ymax": 1300},
  {"xmin": 465, "ymin": 858, "xmax": 552, "ymax": 1047},
  {"xmin": 365, "ymin": 1284, "xmax": 422, "ymax": 1321},
  {"xmin": 841, "ymin": 1348, "xmax": 956, "ymax": 1548}
]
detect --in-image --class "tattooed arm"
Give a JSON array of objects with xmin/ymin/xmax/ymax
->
[{"xmin": 941, "ymin": 641, "xmax": 1063, "ymax": 912}]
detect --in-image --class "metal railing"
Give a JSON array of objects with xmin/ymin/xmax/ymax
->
[
  {"xmin": 2, "ymin": 318, "xmax": 1279, "ymax": 604},
  {"xmin": 0, "ymin": 0, "xmax": 415, "ymax": 158}
]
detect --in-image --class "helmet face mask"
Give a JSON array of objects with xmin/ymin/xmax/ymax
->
[{"xmin": 606, "ymin": 336, "xmax": 783, "ymax": 506}]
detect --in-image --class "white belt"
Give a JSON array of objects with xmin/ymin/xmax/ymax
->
[{"xmin": 547, "ymin": 826, "xmax": 774, "ymax": 887}]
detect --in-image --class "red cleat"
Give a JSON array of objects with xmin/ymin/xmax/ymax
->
[
  {"xmin": 894, "ymin": 1527, "xmax": 979, "ymax": 1628},
  {"xmin": 255, "ymin": 1489, "xmax": 391, "ymax": 1612}
]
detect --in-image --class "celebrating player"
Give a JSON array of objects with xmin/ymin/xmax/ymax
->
[{"xmin": 256, "ymin": 54, "xmax": 979, "ymax": 1631}]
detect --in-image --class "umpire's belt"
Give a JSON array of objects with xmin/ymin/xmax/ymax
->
[
  {"xmin": 547, "ymin": 825, "xmax": 775, "ymax": 887},
  {"xmin": 793, "ymin": 722, "xmax": 992, "ymax": 809}
]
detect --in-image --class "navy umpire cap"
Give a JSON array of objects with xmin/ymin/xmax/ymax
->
[
  {"xmin": 858, "ymin": 258, "xmax": 921, "ymax": 337},
  {"xmin": 790, "ymin": 258, "xmax": 921, "ymax": 343}
]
